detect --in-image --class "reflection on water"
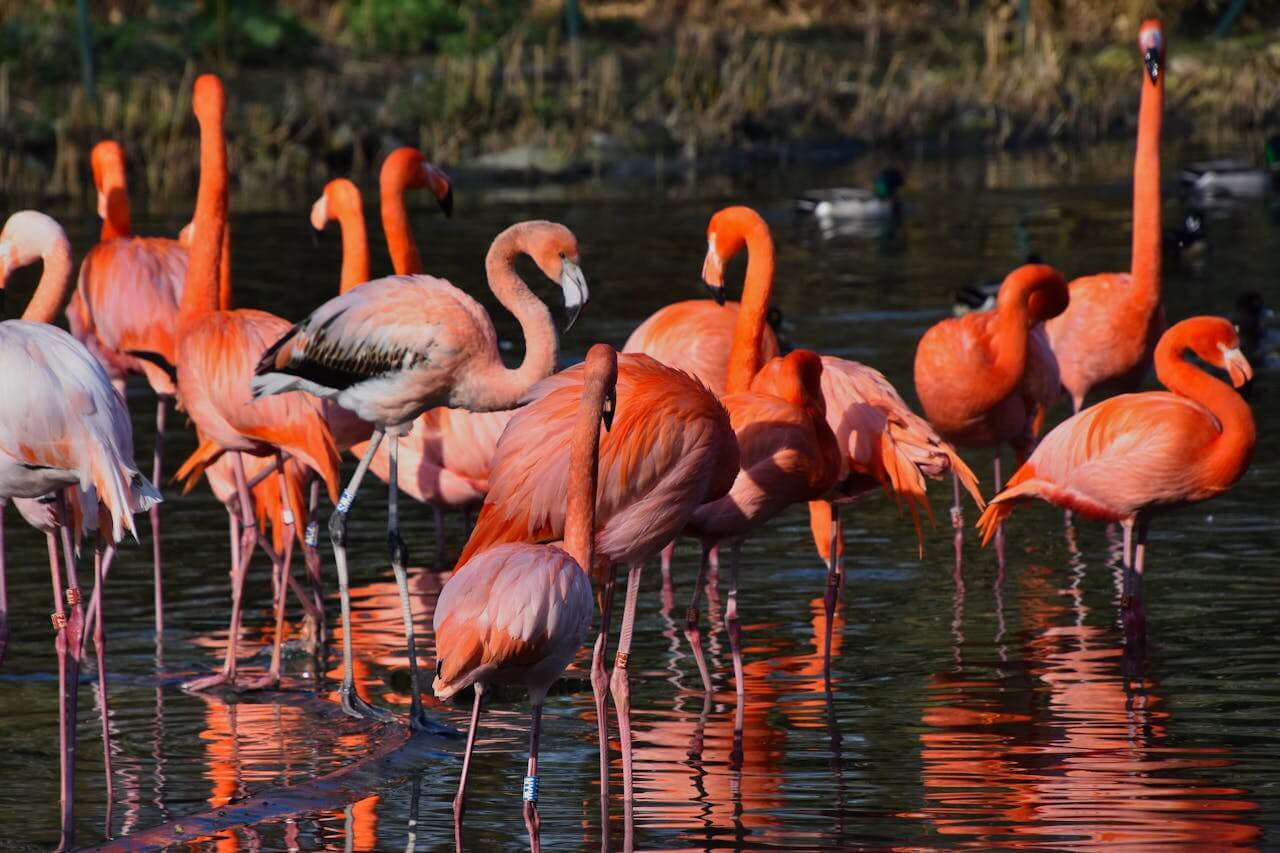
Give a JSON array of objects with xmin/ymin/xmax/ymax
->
[{"xmin": 0, "ymin": 140, "xmax": 1277, "ymax": 849}]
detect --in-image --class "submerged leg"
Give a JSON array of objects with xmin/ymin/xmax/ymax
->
[
  {"xmin": 610, "ymin": 563, "xmax": 644, "ymax": 808},
  {"xmin": 951, "ymin": 470, "xmax": 964, "ymax": 569},
  {"xmin": 993, "ymin": 454, "xmax": 1006, "ymax": 570},
  {"xmin": 92, "ymin": 535, "xmax": 114, "ymax": 835},
  {"xmin": 151, "ymin": 397, "xmax": 167, "ymax": 641},
  {"xmin": 48, "ymin": 531, "xmax": 75, "ymax": 852},
  {"xmin": 387, "ymin": 435, "xmax": 439, "ymax": 731},
  {"xmin": 659, "ymin": 540, "xmax": 676, "ymax": 614},
  {"xmin": 725, "ymin": 542, "xmax": 746, "ymax": 768},
  {"xmin": 522, "ymin": 701, "xmax": 543, "ymax": 853},
  {"xmin": 302, "ymin": 478, "xmax": 324, "ymax": 654},
  {"xmin": 265, "ymin": 451, "xmax": 298, "ymax": 686},
  {"xmin": 822, "ymin": 503, "xmax": 842, "ymax": 683},
  {"xmin": 329, "ymin": 432, "xmax": 393, "ymax": 721},
  {"xmin": 683, "ymin": 545, "xmax": 714, "ymax": 694},
  {"xmin": 592, "ymin": 564, "xmax": 617, "ymax": 827}
]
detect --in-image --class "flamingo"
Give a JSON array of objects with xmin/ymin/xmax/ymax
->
[
  {"xmin": 697, "ymin": 205, "xmax": 982, "ymax": 676},
  {"xmin": 0, "ymin": 209, "xmax": 161, "ymax": 851},
  {"xmin": 153, "ymin": 74, "xmax": 340, "ymax": 692},
  {"xmin": 453, "ymin": 349, "xmax": 738, "ymax": 818},
  {"xmin": 64, "ymin": 140, "xmax": 190, "ymax": 636},
  {"xmin": 350, "ymin": 148, "xmax": 512, "ymax": 561},
  {"xmin": 1046, "ymin": 20, "xmax": 1167, "ymax": 414},
  {"xmin": 252, "ymin": 218, "xmax": 588, "ymax": 728},
  {"xmin": 977, "ymin": 316, "xmax": 1255, "ymax": 605},
  {"xmin": 434, "ymin": 344, "xmax": 612, "ymax": 848},
  {"xmin": 913, "ymin": 263, "xmax": 1068, "ymax": 562}
]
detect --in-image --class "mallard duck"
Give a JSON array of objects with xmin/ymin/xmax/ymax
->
[
  {"xmin": 1164, "ymin": 207, "xmax": 1207, "ymax": 258},
  {"xmin": 1234, "ymin": 290, "xmax": 1280, "ymax": 367},
  {"xmin": 1180, "ymin": 135, "xmax": 1280, "ymax": 198},
  {"xmin": 796, "ymin": 168, "xmax": 904, "ymax": 220}
]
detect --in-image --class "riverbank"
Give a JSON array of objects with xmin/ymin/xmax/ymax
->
[{"xmin": 2, "ymin": 17, "xmax": 1277, "ymax": 199}]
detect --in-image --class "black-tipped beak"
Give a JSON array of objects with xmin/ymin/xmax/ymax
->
[
  {"xmin": 703, "ymin": 281, "xmax": 726, "ymax": 306},
  {"xmin": 601, "ymin": 389, "xmax": 615, "ymax": 432},
  {"xmin": 438, "ymin": 187, "xmax": 454, "ymax": 218},
  {"xmin": 1240, "ymin": 378, "xmax": 1254, "ymax": 401},
  {"xmin": 1144, "ymin": 48, "xmax": 1160, "ymax": 84},
  {"xmin": 309, "ymin": 224, "xmax": 323, "ymax": 247}
]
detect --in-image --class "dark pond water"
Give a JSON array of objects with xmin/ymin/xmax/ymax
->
[{"xmin": 1, "ymin": 140, "xmax": 1278, "ymax": 851}]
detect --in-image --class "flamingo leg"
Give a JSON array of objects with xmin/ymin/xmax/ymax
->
[
  {"xmin": 184, "ymin": 453, "xmax": 261, "ymax": 691},
  {"xmin": 265, "ymin": 451, "xmax": 298, "ymax": 686},
  {"xmin": 453, "ymin": 682, "xmax": 484, "ymax": 831},
  {"xmin": 48, "ymin": 530, "xmax": 76, "ymax": 852},
  {"xmin": 822, "ymin": 503, "xmax": 842, "ymax": 683},
  {"xmin": 151, "ymin": 397, "xmax": 167, "ymax": 641},
  {"xmin": 682, "ymin": 544, "xmax": 714, "ymax": 695},
  {"xmin": 81, "ymin": 544, "xmax": 117, "ymax": 659},
  {"xmin": 0, "ymin": 503, "xmax": 8, "ymax": 668},
  {"xmin": 300, "ymin": 477, "xmax": 324, "ymax": 655},
  {"xmin": 92, "ymin": 534, "xmax": 115, "ymax": 835},
  {"xmin": 659, "ymin": 540, "xmax": 676, "ymax": 614},
  {"xmin": 387, "ymin": 435, "xmax": 437, "ymax": 731},
  {"xmin": 1131, "ymin": 518, "xmax": 1148, "ymax": 604},
  {"xmin": 725, "ymin": 542, "xmax": 745, "ymax": 770},
  {"xmin": 609, "ymin": 563, "xmax": 644, "ymax": 809},
  {"xmin": 329, "ymin": 431, "xmax": 394, "ymax": 722},
  {"xmin": 591, "ymin": 563, "xmax": 616, "ymax": 830},
  {"xmin": 522, "ymin": 701, "xmax": 543, "ymax": 853},
  {"xmin": 951, "ymin": 470, "xmax": 964, "ymax": 568},
  {"xmin": 993, "ymin": 454, "xmax": 1006, "ymax": 570}
]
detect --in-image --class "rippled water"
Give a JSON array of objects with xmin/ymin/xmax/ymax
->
[{"xmin": 1, "ymin": 140, "xmax": 1277, "ymax": 851}]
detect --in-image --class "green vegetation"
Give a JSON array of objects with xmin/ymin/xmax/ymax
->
[{"xmin": 1, "ymin": 1, "xmax": 1277, "ymax": 198}]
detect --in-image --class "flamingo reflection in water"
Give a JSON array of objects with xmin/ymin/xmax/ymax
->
[{"xmin": 909, "ymin": 556, "xmax": 1259, "ymax": 848}]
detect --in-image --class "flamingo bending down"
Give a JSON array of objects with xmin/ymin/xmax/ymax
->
[
  {"xmin": 160, "ymin": 74, "xmax": 340, "ymax": 692},
  {"xmin": 1046, "ymin": 20, "xmax": 1167, "ymax": 413},
  {"xmin": 1, "ymin": 211, "xmax": 161, "ymax": 851},
  {"xmin": 978, "ymin": 316, "xmax": 1255, "ymax": 604},
  {"xmin": 913, "ymin": 263, "xmax": 1068, "ymax": 563},
  {"xmin": 454, "ymin": 350, "xmax": 737, "ymax": 817},
  {"xmin": 434, "ymin": 344, "xmax": 613, "ymax": 846},
  {"xmin": 63, "ymin": 141, "xmax": 189, "ymax": 636},
  {"xmin": 252, "ymin": 219, "xmax": 588, "ymax": 728}
]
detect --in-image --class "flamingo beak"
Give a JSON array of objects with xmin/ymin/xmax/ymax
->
[
  {"xmin": 1143, "ymin": 47, "xmax": 1160, "ymax": 84},
  {"xmin": 425, "ymin": 164, "xmax": 454, "ymax": 217},
  {"xmin": 701, "ymin": 238, "xmax": 725, "ymax": 305},
  {"xmin": 601, "ymin": 388, "xmax": 616, "ymax": 432},
  {"xmin": 1222, "ymin": 346, "xmax": 1253, "ymax": 391},
  {"xmin": 560, "ymin": 258, "xmax": 588, "ymax": 333},
  {"xmin": 438, "ymin": 186, "xmax": 454, "ymax": 218},
  {"xmin": 309, "ymin": 195, "xmax": 328, "ymax": 245},
  {"xmin": 96, "ymin": 190, "xmax": 108, "ymax": 222}
]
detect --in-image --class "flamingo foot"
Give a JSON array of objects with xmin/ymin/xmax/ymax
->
[
  {"xmin": 409, "ymin": 707, "xmax": 457, "ymax": 736},
  {"xmin": 182, "ymin": 670, "xmax": 280, "ymax": 693},
  {"xmin": 339, "ymin": 683, "xmax": 395, "ymax": 723}
]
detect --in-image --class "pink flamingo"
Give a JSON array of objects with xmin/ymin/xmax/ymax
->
[
  {"xmin": 252, "ymin": 218, "xmax": 588, "ymax": 728},
  {"xmin": 65, "ymin": 140, "xmax": 190, "ymax": 636},
  {"xmin": 913, "ymin": 263, "xmax": 1068, "ymax": 562},
  {"xmin": 158, "ymin": 74, "xmax": 341, "ymax": 693},
  {"xmin": 1047, "ymin": 20, "xmax": 1167, "ymax": 414},
  {"xmin": 978, "ymin": 316, "xmax": 1254, "ymax": 605},
  {"xmin": 433, "ymin": 344, "xmax": 612, "ymax": 849},
  {"xmin": 698, "ymin": 205, "xmax": 982, "ymax": 675},
  {"xmin": 454, "ymin": 349, "xmax": 738, "ymax": 819},
  {"xmin": 0, "ymin": 209, "xmax": 161, "ymax": 850}
]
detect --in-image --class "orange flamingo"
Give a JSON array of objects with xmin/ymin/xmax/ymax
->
[
  {"xmin": 65, "ymin": 140, "xmax": 190, "ymax": 636},
  {"xmin": 978, "ymin": 315, "xmax": 1255, "ymax": 604},
  {"xmin": 1046, "ymin": 20, "xmax": 1167, "ymax": 413},
  {"xmin": 161, "ymin": 74, "xmax": 340, "ymax": 692},
  {"xmin": 253, "ymin": 216, "xmax": 587, "ymax": 728},
  {"xmin": 698, "ymin": 205, "xmax": 981, "ymax": 675},
  {"xmin": 0, "ymin": 209, "xmax": 161, "ymax": 851},
  {"xmin": 454, "ymin": 348, "xmax": 738, "ymax": 815},
  {"xmin": 913, "ymin": 263, "xmax": 1069, "ymax": 562},
  {"xmin": 434, "ymin": 345, "xmax": 613, "ymax": 849}
]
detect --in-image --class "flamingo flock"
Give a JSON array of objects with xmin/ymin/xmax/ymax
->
[{"xmin": 0, "ymin": 18, "xmax": 1263, "ymax": 849}]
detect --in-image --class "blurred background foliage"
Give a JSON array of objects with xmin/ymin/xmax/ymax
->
[{"xmin": 0, "ymin": 1, "xmax": 1277, "ymax": 198}]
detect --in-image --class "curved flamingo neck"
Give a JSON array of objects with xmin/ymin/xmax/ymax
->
[
  {"xmin": 178, "ymin": 101, "xmax": 228, "ymax": 327},
  {"xmin": 1156, "ymin": 335, "xmax": 1255, "ymax": 486},
  {"xmin": 1130, "ymin": 54, "xmax": 1163, "ymax": 306},
  {"xmin": 332, "ymin": 189, "xmax": 371, "ymax": 294},
  {"xmin": 473, "ymin": 224, "xmax": 559, "ymax": 409},
  {"xmin": 967, "ymin": 277, "xmax": 1043, "ymax": 414},
  {"xmin": 381, "ymin": 174, "xmax": 421, "ymax": 276},
  {"xmin": 21, "ymin": 226, "xmax": 74, "ymax": 324},
  {"xmin": 99, "ymin": 184, "xmax": 132, "ymax": 241},
  {"xmin": 724, "ymin": 217, "xmax": 776, "ymax": 394},
  {"xmin": 563, "ymin": 359, "xmax": 611, "ymax": 570}
]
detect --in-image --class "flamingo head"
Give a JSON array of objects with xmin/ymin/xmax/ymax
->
[
  {"xmin": 0, "ymin": 211, "xmax": 67, "ymax": 309},
  {"xmin": 193, "ymin": 74, "xmax": 226, "ymax": 125},
  {"xmin": 527, "ymin": 222, "xmax": 587, "ymax": 333},
  {"xmin": 1177, "ymin": 316, "xmax": 1254, "ymax": 390},
  {"xmin": 91, "ymin": 140, "xmax": 130, "ymax": 232},
  {"xmin": 1138, "ymin": 19, "xmax": 1164, "ymax": 85},
  {"xmin": 311, "ymin": 177, "xmax": 363, "ymax": 235},
  {"xmin": 703, "ymin": 206, "xmax": 768, "ymax": 305},
  {"xmin": 583, "ymin": 343, "xmax": 620, "ymax": 432},
  {"xmin": 772, "ymin": 349, "xmax": 827, "ymax": 416},
  {"xmin": 381, "ymin": 147, "xmax": 453, "ymax": 217},
  {"xmin": 999, "ymin": 263, "xmax": 1068, "ymax": 324}
]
